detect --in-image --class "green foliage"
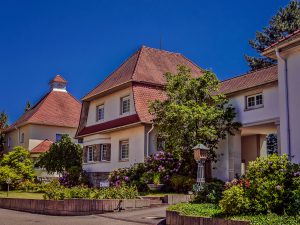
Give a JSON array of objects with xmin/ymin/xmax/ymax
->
[
  {"xmin": 245, "ymin": 1, "xmax": 300, "ymax": 70},
  {"xmin": 168, "ymin": 203, "xmax": 300, "ymax": 225},
  {"xmin": 37, "ymin": 135, "xmax": 82, "ymax": 176},
  {"xmin": 149, "ymin": 66, "xmax": 240, "ymax": 161},
  {"xmin": 168, "ymin": 203, "xmax": 221, "ymax": 217},
  {"xmin": 220, "ymin": 185, "xmax": 251, "ymax": 215},
  {"xmin": 43, "ymin": 181, "xmax": 138, "ymax": 200},
  {"xmin": 170, "ymin": 175, "xmax": 195, "ymax": 193},
  {"xmin": 193, "ymin": 179, "xmax": 225, "ymax": 204},
  {"xmin": 0, "ymin": 111, "xmax": 8, "ymax": 157},
  {"xmin": 0, "ymin": 146, "xmax": 34, "ymax": 188},
  {"xmin": 220, "ymin": 154, "xmax": 300, "ymax": 216}
]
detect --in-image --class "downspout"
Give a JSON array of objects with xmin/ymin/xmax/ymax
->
[
  {"xmin": 276, "ymin": 48, "xmax": 292, "ymax": 160},
  {"xmin": 146, "ymin": 124, "xmax": 154, "ymax": 158}
]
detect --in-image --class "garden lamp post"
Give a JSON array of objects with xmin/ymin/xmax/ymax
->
[
  {"xmin": 192, "ymin": 144, "xmax": 209, "ymax": 189},
  {"xmin": 6, "ymin": 178, "xmax": 11, "ymax": 197}
]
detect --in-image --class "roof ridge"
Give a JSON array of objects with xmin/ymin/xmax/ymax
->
[
  {"xmin": 83, "ymin": 48, "xmax": 140, "ymax": 100},
  {"xmin": 131, "ymin": 46, "xmax": 144, "ymax": 80},
  {"xmin": 221, "ymin": 65, "xmax": 277, "ymax": 83},
  {"xmin": 141, "ymin": 45, "xmax": 181, "ymax": 55},
  {"xmin": 26, "ymin": 91, "xmax": 53, "ymax": 123}
]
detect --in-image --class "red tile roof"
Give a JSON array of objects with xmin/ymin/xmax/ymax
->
[
  {"xmin": 264, "ymin": 29, "xmax": 300, "ymax": 51},
  {"xmin": 77, "ymin": 114, "xmax": 140, "ymax": 136},
  {"xmin": 5, "ymin": 90, "xmax": 81, "ymax": 132},
  {"xmin": 50, "ymin": 75, "xmax": 67, "ymax": 83},
  {"xmin": 30, "ymin": 140, "xmax": 53, "ymax": 153},
  {"xmin": 83, "ymin": 46, "xmax": 203, "ymax": 100},
  {"xmin": 133, "ymin": 83, "xmax": 166, "ymax": 123},
  {"xmin": 220, "ymin": 66, "xmax": 278, "ymax": 95}
]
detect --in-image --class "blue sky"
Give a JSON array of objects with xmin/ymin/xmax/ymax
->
[{"xmin": 0, "ymin": 0, "xmax": 289, "ymax": 123}]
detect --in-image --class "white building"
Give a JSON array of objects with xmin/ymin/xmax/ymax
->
[{"xmin": 77, "ymin": 33, "xmax": 300, "ymax": 185}]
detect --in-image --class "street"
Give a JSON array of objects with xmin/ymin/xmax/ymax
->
[{"xmin": 0, "ymin": 206, "xmax": 167, "ymax": 225}]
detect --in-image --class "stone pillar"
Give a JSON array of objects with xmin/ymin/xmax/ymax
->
[{"xmin": 228, "ymin": 131, "xmax": 242, "ymax": 180}]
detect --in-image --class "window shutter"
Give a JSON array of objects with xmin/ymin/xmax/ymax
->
[
  {"xmin": 94, "ymin": 145, "xmax": 100, "ymax": 162},
  {"xmin": 106, "ymin": 144, "xmax": 111, "ymax": 161},
  {"xmin": 83, "ymin": 146, "xmax": 88, "ymax": 163}
]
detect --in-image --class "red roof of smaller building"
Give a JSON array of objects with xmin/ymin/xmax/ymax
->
[
  {"xmin": 50, "ymin": 75, "xmax": 67, "ymax": 83},
  {"xmin": 5, "ymin": 90, "xmax": 81, "ymax": 132},
  {"xmin": 30, "ymin": 140, "xmax": 53, "ymax": 153},
  {"xmin": 220, "ymin": 66, "xmax": 278, "ymax": 95},
  {"xmin": 77, "ymin": 114, "xmax": 140, "ymax": 136}
]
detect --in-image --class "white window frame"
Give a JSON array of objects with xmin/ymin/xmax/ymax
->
[
  {"xmin": 121, "ymin": 95, "xmax": 130, "ymax": 115},
  {"xmin": 20, "ymin": 133, "xmax": 24, "ymax": 144},
  {"xmin": 97, "ymin": 104, "xmax": 104, "ymax": 121},
  {"xmin": 246, "ymin": 93, "xmax": 263, "ymax": 110},
  {"xmin": 87, "ymin": 146, "xmax": 94, "ymax": 162},
  {"xmin": 120, "ymin": 140, "xmax": 129, "ymax": 161},
  {"xmin": 100, "ymin": 144, "xmax": 110, "ymax": 161}
]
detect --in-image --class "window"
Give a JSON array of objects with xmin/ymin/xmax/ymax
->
[
  {"xmin": 87, "ymin": 146, "xmax": 94, "ymax": 162},
  {"xmin": 100, "ymin": 144, "xmax": 111, "ymax": 161},
  {"xmin": 20, "ymin": 133, "xmax": 24, "ymax": 143},
  {"xmin": 56, "ymin": 134, "xmax": 63, "ymax": 142},
  {"xmin": 120, "ymin": 140, "xmax": 129, "ymax": 160},
  {"xmin": 121, "ymin": 96, "xmax": 130, "ymax": 114},
  {"xmin": 97, "ymin": 105, "xmax": 104, "ymax": 121},
  {"xmin": 157, "ymin": 138, "xmax": 166, "ymax": 151},
  {"xmin": 246, "ymin": 93, "xmax": 263, "ymax": 109}
]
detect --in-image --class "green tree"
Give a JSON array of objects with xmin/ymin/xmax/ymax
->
[
  {"xmin": 0, "ymin": 146, "xmax": 35, "ymax": 188},
  {"xmin": 149, "ymin": 66, "xmax": 240, "ymax": 161},
  {"xmin": 245, "ymin": 1, "xmax": 300, "ymax": 71},
  {"xmin": 0, "ymin": 111, "xmax": 8, "ymax": 157},
  {"xmin": 37, "ymin": 135, "xmax": 83, "ymax": 175}
]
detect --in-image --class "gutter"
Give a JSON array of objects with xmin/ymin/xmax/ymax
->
[
  {"xmin": 276, "ymin": 48, "xmax": 292, "ymax": 160},
  {"xmin": 146, "ymin": 124, "xmax": 154, "ymax": 158}
]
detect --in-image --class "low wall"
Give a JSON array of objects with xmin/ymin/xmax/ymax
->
[
  {"xmin": 0, "ymin": 198, "xmax": 150, "ymax": 216},
  {"xmin": 166, "ymin": 210, "xmax": 250, "ymax": 225},
  {"xmin": 163, "ymin": 194, "xmax": 193, "ymax": 205}
]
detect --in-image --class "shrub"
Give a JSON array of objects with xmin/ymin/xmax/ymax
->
[
  {"xmin": 170, "ymin": 175, "xmax": 195, "ymax": 193},
  {"xmin": 220, "ymin": 185, "xmax": 251, "ymax": 215},
  {"xmin": 43, "ymin": 181, "xmax": 138, "ymax": 200},
  {"xmin": 220, "ymin": 154, "xmax": 300, "ymax": 216},
  {"xmin": 92, "ymin": 186, "xmax": 138, "ymax": 199},
  {"xmin": 109, "ymin": 151, "xmax": 187, "ymax": 192},
  {"xmin": 193, "ymin": 179, "xmax": 224, "ymax": 204}
]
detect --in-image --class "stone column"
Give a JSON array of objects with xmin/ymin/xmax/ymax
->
[{"xmin": 228, "ymin": 131, "xmax": 242, "ymax": 180}]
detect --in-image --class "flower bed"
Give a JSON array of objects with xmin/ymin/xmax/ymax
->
[{"xmin": 167, "ymin": 203, "xmax": 300, "ymax": 225}]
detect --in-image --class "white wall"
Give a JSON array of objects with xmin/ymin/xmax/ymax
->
[
  {"xmin": 278, "ymin": 51, "xmax": 300, "ymax": 163},
  {"xmin": 83, "ymin": 125, "xmax": 145, "ymax": 173},
  {"xmin": 229, "ymin": 85, "xmax": 279, "ymax": 126},
  {"xmin": 86, "ymin": 87, "xmax": 136, "ymax": 127},
  {"xmin": 28, "ymin": 124, "xmax": 77, "ymax": 150}
]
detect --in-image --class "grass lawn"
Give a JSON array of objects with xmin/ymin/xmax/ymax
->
[
  {"xmin": 0, "ymin": 191, "xmax": 44, "ymax": 199},
  {"xmin": 168, "ymin": 203, "xmax": 300, "ymax": 225}
]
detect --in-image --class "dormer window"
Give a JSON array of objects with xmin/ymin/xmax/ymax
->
[
  {"xmin": 246, "ymin": 93, "xmax": 263, "ymax": 110},
  {"xmin": 97, "ymin": 105, "xmax": 104, "ymax": 121},
  {"xmin": 121, "ymin": 95, "xmax": 130, "ymax": 115}
]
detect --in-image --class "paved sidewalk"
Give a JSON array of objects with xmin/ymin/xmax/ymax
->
[{"xmin": 0, "ymin": 206, "xmax": 167, "ymax": 225}]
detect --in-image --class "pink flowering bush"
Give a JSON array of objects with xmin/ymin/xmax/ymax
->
[
  {"xmin": 109, "ymin": 151, "xmax": 191, "ymax": 192},
  {"xmin": 220, "ymin": 154, "xmax": 300, "ymax": 215}
]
